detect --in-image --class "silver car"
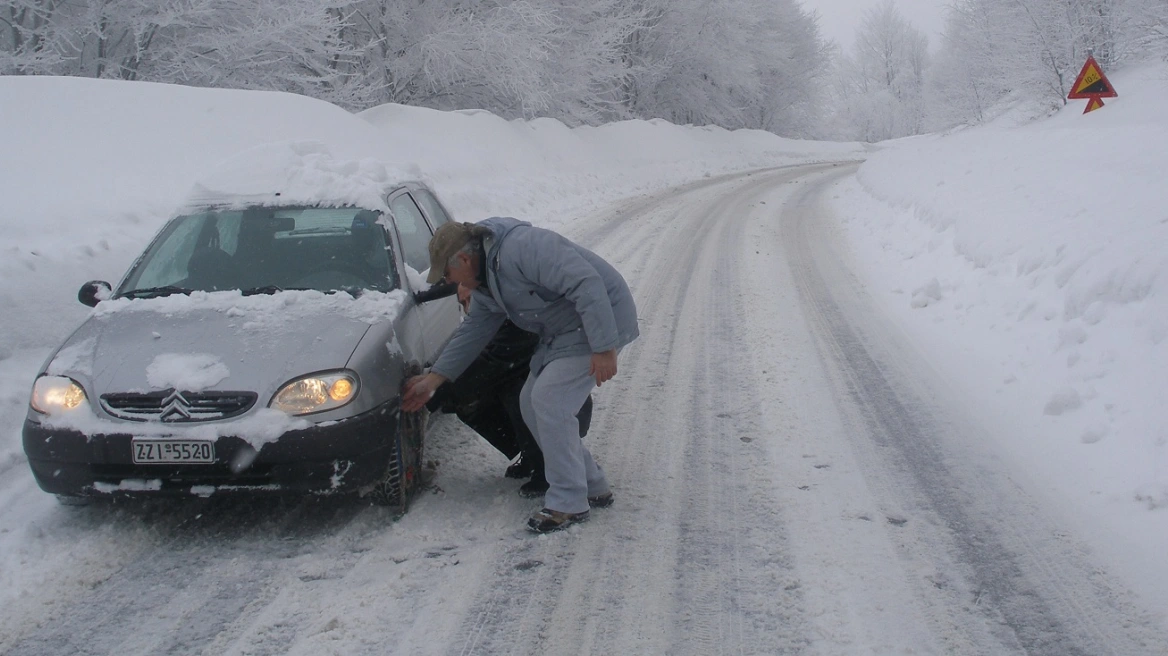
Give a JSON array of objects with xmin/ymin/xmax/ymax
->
[{"xmin": 22, "ymin": 180, "xmax": 461, "ymax": 511}]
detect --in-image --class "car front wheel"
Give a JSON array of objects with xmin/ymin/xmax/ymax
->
[{"xmin": 367, "ymin": 406, "xmax": 425, "ymax": 512}]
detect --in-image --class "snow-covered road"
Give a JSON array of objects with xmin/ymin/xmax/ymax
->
[{"xmin": 4, "ymin": 164, "xmax": 1165, "ymax": 655}]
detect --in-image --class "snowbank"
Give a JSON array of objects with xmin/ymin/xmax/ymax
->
[
  {"xmin": 357, "ymin": 103, "xmax": 860, "ymax": 226},
  {"xmin": 0, "ymin": 76, "xmax": 393, "ymax": 356},
  {"xmin": 0, "ymin": 76, "xmax": 855, "ymax": 353},
  {"xmin": 181, "ymin": 140, "xmax": 425, "ymax": 213},
  {"xmin": 833, "ymin": 63, "xmax": 1168, "ymax": 601}
]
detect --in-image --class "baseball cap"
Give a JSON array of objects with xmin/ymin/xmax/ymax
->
[{"xmin": 426, "ymin": 222, "xmax": 490, "ymax": 284}]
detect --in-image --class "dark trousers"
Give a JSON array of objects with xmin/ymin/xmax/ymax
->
[{"xmin": 427, "ymin": 328, "xmax": 593, "ymax": 481}]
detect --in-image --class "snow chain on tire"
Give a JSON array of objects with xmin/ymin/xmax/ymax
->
[{"xmin": 368, "ymin": 365, "xmax": 426, "ymax": 513}]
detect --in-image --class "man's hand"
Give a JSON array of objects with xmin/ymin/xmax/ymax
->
[
  {"xmin": 589, "ymin": 350, "xmax": 618, "ymax": 386},
  {"xmin": 401, "ymin": 372, "xmax": 447, "ymax": 412}
]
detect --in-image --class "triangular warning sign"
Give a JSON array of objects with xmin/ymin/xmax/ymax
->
[
  {"xmin": 1083, "ymin": 96, "xmax": 1105, "ymax": 114},
  {"xmin": 1068, "ymin": 55, "xmax": 1118, "ymax": 99}
]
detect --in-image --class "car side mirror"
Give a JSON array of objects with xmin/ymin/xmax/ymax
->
[
  {"xmin": 413, "ymin": 281, "xmax": 457, "ymax": 305},
  {"xmin": 78, "ymin": 280, "xmax": 113, "ymax": 307}
]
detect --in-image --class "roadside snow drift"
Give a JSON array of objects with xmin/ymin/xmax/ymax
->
[
  {"xmin": 831, "ymin": 64, "xmax": 1168, "ymax": 604},
  {"xmin": 0, "ymin": 76, "xmax": 855, "ymax": 354}
]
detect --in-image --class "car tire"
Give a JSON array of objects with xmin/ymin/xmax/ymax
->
[{"xmin": 368, "ymin": 406, "xmax": 426, "ymax": 512}]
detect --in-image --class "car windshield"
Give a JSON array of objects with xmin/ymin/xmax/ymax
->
[{"xmin": 118, "ymin": 206, "xmax": 398, "ymax": 296}]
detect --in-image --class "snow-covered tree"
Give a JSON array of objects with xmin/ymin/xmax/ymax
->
[
  {"xmin": 149, "ymin": 1, "xmax": 363, "ymax": 106},
  {"xmin": 617, "ymin": 0, "xmax": 828, "ymax": 134},
  {"xmin": 923, "ymin": 0, "xmax": 1010, "ymax": 128},
  {"xmin": 828, "ymin": 0, "xmax": 929, "ymax": 142},
  {"xmin": 739, "ymin": 0, "xmax": 833, "ymax": 137},
  {"xmin": 1, "ymin": 1, "xmax": 60, "ymax": 74},
  {"xmin": 0, "ymin": 0, "xmax": 360, "ymax": 105},
  {"xmin": 923, "ymin": 0, "xmax": 1135, "ymax": 130},
  {"xmin": 1127, "ymin": 0, "xmax": 1168, "ymax": 59},
  {"xmin": 530, "ymin": 0, "xmax": 648, "ymax": 124},
  {"xmin": 616, "ymin": 0, "xmax": 757, "ymax": 128},
  {"xmin": 2, "ymin": 0, "xmax": 834, "ymax": 135},
  {"xmin": 334, "ymin": 1, "xmax": 564, "ymax": 115},
  {"xmin": 0, "ymin": 0, "xmax": 152, "ymax": 77}
]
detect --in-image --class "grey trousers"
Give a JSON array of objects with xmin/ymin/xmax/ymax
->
[{"xmin": 519, "ymin": 353, "xmax": 610, "ymax": 514}]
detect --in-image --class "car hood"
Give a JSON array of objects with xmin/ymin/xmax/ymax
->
[{"xmin": 48, "ymin": 299, "xmax": 377, "ymax": 400}]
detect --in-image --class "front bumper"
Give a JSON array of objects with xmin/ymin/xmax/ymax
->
[{"xmin": 22, "ymin": 400, "xmax": 400, "ymax": 499}]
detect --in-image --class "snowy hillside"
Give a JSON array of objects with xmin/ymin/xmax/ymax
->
[{"xmin": 831, "ymin": 63, "xmax": 1168, "ymax": 607}]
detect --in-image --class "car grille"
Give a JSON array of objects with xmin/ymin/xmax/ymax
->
[{"xmin": 101, "ymin": 389, "xmax": 257, "ymax": 422}]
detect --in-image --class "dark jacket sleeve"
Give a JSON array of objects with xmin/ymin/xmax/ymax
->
[
  {"xmin": 482, "ymin": 321, "xmax": 539, "ymax": 364},
  {"xmin": 413, "ymin": 282, "xmax": 458, "ymax": 305},
  {"xmin": 429, "ymin": 292, "xmax": 507, "ymax": 381}
]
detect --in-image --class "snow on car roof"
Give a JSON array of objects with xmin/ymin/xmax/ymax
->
[{"xmin": 180, "ymin": 140, "xmax": 428, "ymax": 213}]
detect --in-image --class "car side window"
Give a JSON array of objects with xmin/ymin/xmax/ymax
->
[
  {"xmin": 411, "ymin": 189, "xmax": 451, "ymax": 230},
  {"xmin": 389, "ymin": 194, "xmax": 433, "ymax": 274}
]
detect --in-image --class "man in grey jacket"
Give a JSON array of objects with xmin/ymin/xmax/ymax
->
[{"xmin": 401, "ymin": 217, "xmax": 639, "ymax": 533}]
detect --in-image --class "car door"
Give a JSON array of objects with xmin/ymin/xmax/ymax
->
[
  {"xmin": 376, "ymin": 210, "xmax": 426, "ymax": 370},
  {"xmin": 407, "ymin": 187, "xmax": 462, "ymax": 350},
  {"xmin": 386, "ymin": 191, "xmax": 459, "ymax": 364}
]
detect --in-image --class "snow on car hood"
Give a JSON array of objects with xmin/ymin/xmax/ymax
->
[{"xmin": 50, "ymin": 289, "xmax": 407, "ymax": 400}]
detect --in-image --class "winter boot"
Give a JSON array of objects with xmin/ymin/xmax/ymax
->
[
  {"xmin": 518, "ymin": 473, "xmax": 550, "ymax": 499},
  {"xmin": 505, "ymin": 454, "xmax": 533, "ymax": 479},
  {"xmin": 587, "ymin": 491, "xmax": 614, "ymax": 508},
  {"xmin": 527, "ymin": 508, "xmax": 590, "ymax": 533}
]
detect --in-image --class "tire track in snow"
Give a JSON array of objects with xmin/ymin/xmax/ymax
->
[
  {"xmin": 666, "ymin": 170, "xmax": 815, "ymax": 655},
  {"xmin": 4, "ymin": 497, "xmax": 381, "ymax": 656},
  {"xmin": 446, "ymin": 174, "xmax": 730, "ymax": 656},
  {"xmin": 446, "ymin": 167, "xmax": 826, "ymax": 655}
]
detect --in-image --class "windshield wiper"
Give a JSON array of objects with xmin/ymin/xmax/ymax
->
[
  {"xmin": 287, "ymin": 227, "xmax": 348, "ymax": 236},
  {"xmin": 336, "ymin": 287, "xmax": 367, "ymax": 298},
  {"xmin": 241, "ymin": 285, "xmax": 311, "ymax": 296},
  {"xmin": 118, "ymin": 285, "xmax": 193, "ymax": 299}
]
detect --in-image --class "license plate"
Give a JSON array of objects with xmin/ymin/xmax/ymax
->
[{"xmin": 131, "ymin": 439, "xmax": 215, "ymax": 464}]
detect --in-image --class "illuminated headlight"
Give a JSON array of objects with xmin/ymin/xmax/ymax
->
[
  {"xmin": 30, "ymin": 376, "xmax": 89, "ymax": 415},
  {"xmin": 270, "ymin": 371, "xmax": 358, "ymax": 415}
]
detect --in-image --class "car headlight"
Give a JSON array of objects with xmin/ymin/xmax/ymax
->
[
  {"xmin": 270, "ymin": 371, "xmax": 358, "ymax": 415},
  {"xmin": 30, "ymin": 376, "xmax": 89, "ymax": 415}
]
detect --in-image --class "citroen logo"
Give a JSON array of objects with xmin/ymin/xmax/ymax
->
[{"xmin": 159, "ymin": 391, "xmax": 193, "ymax": 422}]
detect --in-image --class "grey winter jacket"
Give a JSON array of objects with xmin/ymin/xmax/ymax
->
[{"xmin": 429, "ymin": 217, "xmax": 639, "ymax": 381}]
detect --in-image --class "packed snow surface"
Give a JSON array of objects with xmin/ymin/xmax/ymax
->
[{"xmin": 1, "ymin": 63, "xmax": 1166, "ymax": 645}]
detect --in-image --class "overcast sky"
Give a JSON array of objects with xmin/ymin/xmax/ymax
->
[{"xmin": 801, "ymin": 0, "xmax": 947, "ymax": 51}]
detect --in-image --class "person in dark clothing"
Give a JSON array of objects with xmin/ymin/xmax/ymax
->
[{"xmin": 416, "ymin": 283, "xmax": 592, "ymax": 496}]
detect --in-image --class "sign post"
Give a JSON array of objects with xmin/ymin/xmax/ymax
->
[{"xmin": 1067, "ymin": 54, "xmax": 1118, "ymax": 114}]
